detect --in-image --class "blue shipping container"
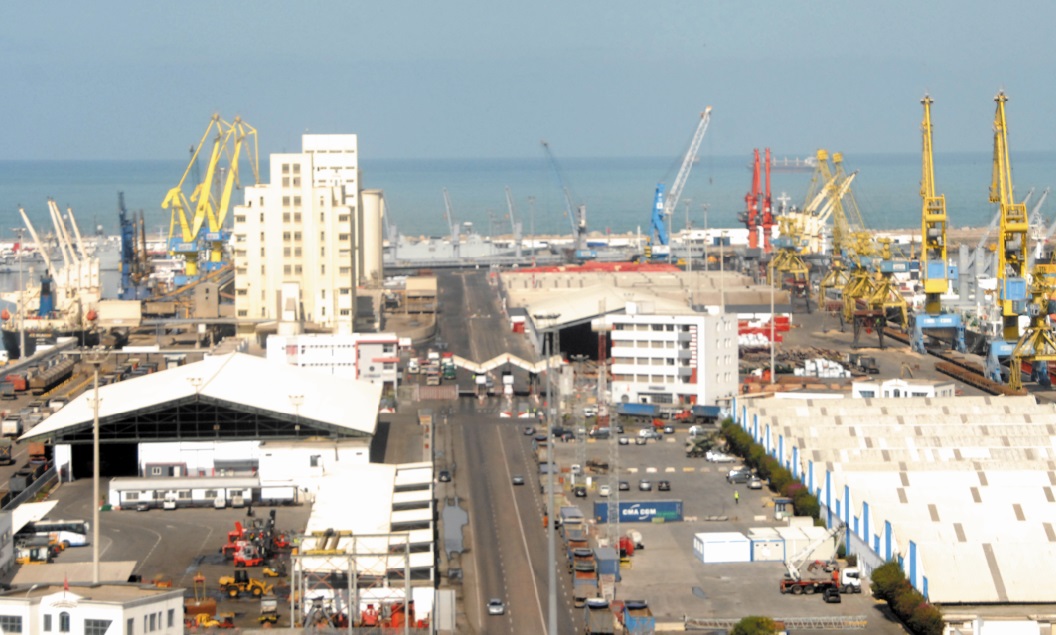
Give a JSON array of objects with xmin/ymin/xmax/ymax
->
[
  {"xmin": 593, "ymin": 500, "xmax": 683, "ymax": 523},
  {"xmin": 618, "ymin": 403, "xmax": 658, "ymax": 417}
]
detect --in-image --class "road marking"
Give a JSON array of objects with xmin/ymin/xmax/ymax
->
[{"xmin": 498, "ymin": 426, "xmax": 547, "ymax": 634}]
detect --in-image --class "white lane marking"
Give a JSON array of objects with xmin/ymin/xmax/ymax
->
[{"xmin": 498, "ymin": 426, "xmax": 547, "ymax": 634}]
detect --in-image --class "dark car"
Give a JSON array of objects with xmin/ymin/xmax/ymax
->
[
  {"xmin": 823, "ymin": 587, "xmax": 841, "ymax": 604},
  {"xmin": 658, "ymin": 480, "xmax": 671, "ymax": 491},
  {"xmin": 523, "ymin": 426, "xmax": 535, "ymax": 436},
  {"xmin": 512, "ymin": 475, "xmax": 525, "ymax": 486},
  {"xmin": 438, "ymin": 469, "xmax": 452, "ymax": 483},
  {"xmin": 618, "ymin": 480, "xmax": 630, "ymax": 491},
  {"xmin": 573, "ymin": 486, "xmax": 587, "ymax": 498},
  {"xmin": 727, "ymin": 470, "xmax": 752, "ymax": 484},
  {"xmin": 588, "ymin": 427, "xmax": 611, "ymax": 439}
]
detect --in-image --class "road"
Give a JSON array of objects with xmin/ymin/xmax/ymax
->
[{"xmin": 435, "ymin": 269, "xmax": 579, "ymax": 635}]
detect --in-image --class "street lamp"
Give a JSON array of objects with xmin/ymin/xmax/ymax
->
[
  {"xmin": 532, "ymin": 312, "xmax": 560, "ymax": 635},
  {"xmin": 770, "ymin": 276, "xmax": 776, "ymax": 385},
  {"xmin": 12, "ymin": 228, "xmax": 25, "ymax": 360},
  {"xmin": 85, "ymin": 355, "xmax": 107, "ymax": 585},
  {"xmin": 719, "ymin": 231, "xmax": 728, "ymax": 313}
]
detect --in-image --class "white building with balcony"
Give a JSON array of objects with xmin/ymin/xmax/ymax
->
[
  {"xmin": 0, "ymin": 583, "xmax": 184, "ymax": 635},
  {"xmin": 608, "ymin": 306, "xmax": 738, "ymax": 408}
]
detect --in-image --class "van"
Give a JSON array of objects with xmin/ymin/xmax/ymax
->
[{"xmin": 407, "ymin": 358, "xmax": 420, "ymax": 374}]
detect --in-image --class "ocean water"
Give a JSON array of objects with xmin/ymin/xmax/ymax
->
[{"xmin": 2, "ymin": 152, "xmax": 1055, "ymax": 243}]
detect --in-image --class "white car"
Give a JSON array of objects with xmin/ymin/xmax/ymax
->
[
  {"xmin": 487, "ymin": 598, "xmax": 506, "ymax": 616},
  {"xmin": 598, "ymin": 484, "xmax": 611, "ymax": 497},
  {"xmin": 583, "ymin": 406, "xmax": 598, "ymax": 417},
  {"xmin": 706, "ymin": 450, "xmax": 736, "ymax": 463}
]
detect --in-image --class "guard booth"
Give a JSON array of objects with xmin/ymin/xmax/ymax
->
[{"xmin": 773, "ymin": 497, "xmax": 793, "ymax": 521}]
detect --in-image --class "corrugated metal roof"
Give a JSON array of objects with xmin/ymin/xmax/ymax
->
[{"xmin": 22, "ymin": 352, "xmax": 381, "ymax": 442}]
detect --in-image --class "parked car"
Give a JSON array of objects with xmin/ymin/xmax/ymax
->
[
  {"xmin": 747, "ymin": 477, "xmax": 763, "ymax": 490},
  {"xmin": 523, "ymin": 426, "xmax": 535, "ymax": 436},
  {"xmin": 135, "ymin": 502, "xmax": 151, "ymax": 512},
  {"xmin": 658, "ymin": 480, "xmax": 671, "ymax": 491},
  {"xmin": 487, "ymin": 599, "xmax": 506, "ymax": 615},
  {"xmin": 583, "ymin": 406, "xmax": 598, "ymax": 417},
  {"xmin": 727, "ymin": 470, "xmax": 753, "ymax": 484},
  {"xmin": 571, "ymin": 464, "xmax": 583, "ymax": 475},
  {"xmin": 823, "ymin": 587, "xmax": 841, "ymax": 604},
  {"xmin": 638, "ymin": 428, "xmax": 661, "ymax": 440},
  {"xmin": 588, "ymin": 427, "xmax": 611, "ymax": 439},
  {"xmin": 512, "ymin": 475, "xmax": 525, "ymax": 486},
  {"xmin": 634, "ymin": 436, "xmax": 647, "ymax": 446},
  {"xmin": 598, "ymin": 484, "xmax": 611, "ymax": 497},
  {"xmin": 574, "ymin": 486, "xmax": 587, "ymax": 498},
  {"xmin": 705, "ymin": 450, "xmax": 736, "ymax": 463},
  {"xmin": 638, "ymin": 479, "xmax": 652, "ymax": 491},
  {"xmin": 688, "ymin": 425, "xmax": 705, "ymax": 437},
  {"xmin": 615, "ymin": 425, "xmax": 624, "ymax": 434},
  {"xmin": 438, "ymin": 469, "xmax": 452, "ymax": 483},
  {"xmin": 618, "ymin": 480, "xmax": 630, "ymax": 491},
  {"xmin": 663, "ymin": 425, "xmax": 675, "ymax": 434}
]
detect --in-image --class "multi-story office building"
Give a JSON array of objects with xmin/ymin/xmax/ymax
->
[
  {"xmin": 608, "ymin": 309, "xmax": 738, "ymax": 408},
  {"xmin": 233, "ymin": 134, "xmax": 363, "ymax": 334}
]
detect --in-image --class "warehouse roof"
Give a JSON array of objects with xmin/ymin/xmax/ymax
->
[
  {"xmin": 741, "ymin": 395, "xmax": 1056, "ymax": 604},
  {"xmin": 22, "ymin": 352, "xmax": 382, "ymax": 443}
]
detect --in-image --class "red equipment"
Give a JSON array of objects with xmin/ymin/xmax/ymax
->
[
  {"xmin": 743, "ymin": 149, "xmax": 761, "ymax": 249},
  {"xmin": 762, "ymin": 147, "xmax": 775, "ymax": 254}
]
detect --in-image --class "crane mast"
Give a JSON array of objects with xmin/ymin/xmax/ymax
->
[
  {"xmin": 920, "ymin": 95, "xmax": 948, "ymax": 313},
  {"xmin": 541, "ymin": 141, "xmax": 588, "ymax": 256},
  {"xmin": 991, "ymin": 91, "xmax": 1030, "ymax": 343}
]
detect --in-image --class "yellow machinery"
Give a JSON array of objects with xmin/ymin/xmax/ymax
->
[
  {"xmin": 1009, "ymin": 261, "xmax": 1056, "ymax": 390},
  {"xmin": 768, "ymin": 216, "xmax": 812, "ymax": 311},
  {"xmin": 984, "ymin": 91, "xmax": 1031, "ymax": 383},
  {"xmin": 912, "ymin": 95, "xmax": 966, "ymax": 353},
  {"xmin": 161, "ymin": 114, "xmax": 259, "ymax": 282},
  {"xmin": 219, "ymin": 569, "xmax": 274, "ymax": 598}
]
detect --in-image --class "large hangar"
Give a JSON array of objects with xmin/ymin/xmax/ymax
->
[
  {"xmin": 21, "ymin": 352, "xmax": 382, "ymax": 480},
  {"xmin": 733, "ymin": 394, "xmax": 1056, "ymax": 608}
]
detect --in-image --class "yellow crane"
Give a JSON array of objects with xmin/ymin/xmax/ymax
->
[
  {"xmin": 912, "ymin": 95, "xmax": 966, "ymax": 353},
  {"xmin": 984, "ymin": 91, "xmax": 1030, "ymax": 383},
  {"xmin": 161, "ymin": 115, "xmax": 259, "ymax": 281}
]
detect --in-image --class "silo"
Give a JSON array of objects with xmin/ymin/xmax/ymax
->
[{"xmin": 360, "ymin": 189, "xmax": 385, "ymax": 285}]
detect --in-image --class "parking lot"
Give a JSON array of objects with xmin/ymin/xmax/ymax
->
[
  {"xmin": 535, "ymin": 416, "xmax": 908, "ymax": 633},
  {"xmin": 17, "ymin": 479, "xmax": 311, "ymax": 628}
]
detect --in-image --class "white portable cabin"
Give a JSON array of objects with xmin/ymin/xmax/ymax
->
[
  {"xmin": 107, "ymin": 476, "xmax": 267, "ymax": 509},
  {"xmin": 693, "ymin": 531, "xmax": 751, "ymax": 564}
]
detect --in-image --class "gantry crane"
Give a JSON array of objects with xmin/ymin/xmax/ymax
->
[
  {"xmin": 442, "ymin": 188, "xmax": 461, "ymax": 259},
  {"xmin": 162, "ymin": 114, "xmax": 259, "ymax": 283},
  {"xmin": 911, "ymin": 95, "xmax": 966, "ymax": 354},
  {"xmin": 984, "ymin": 91, "xmax": 1031, "ymax": 383},
  {"xmin": 768, "ymin": 216, "xmax": 812, "ymax": 312},
  {"xmin": 761, "ymin": 148, "xmax": 775, "ymax": 254},
  {"xmin": 741, "ymin": 149, "xmax": 762, "ymax": 250},
  {"xmin": 651, "ymin": 108, "xmax": 713, "ymax": 250}
]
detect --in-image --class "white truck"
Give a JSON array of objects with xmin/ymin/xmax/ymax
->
[{"xmin": 1, "ymin": 417, "xmax": 22, "ymax": 438}]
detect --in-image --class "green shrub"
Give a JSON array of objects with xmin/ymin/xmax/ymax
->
[
  {"xmin": 870, "ymin": 562, "xmax": 906, "ymax": 601},
  {"xmin": 780, "ymin": 481, "xmax": 803, "ymax": 498},
  {"xmin": 792, "ymin": 489, "xmax": 820, "ymax": 519},
  {"xmin": 908, "ymin": 603, "xmax": 944, "ymax": 635},
  {"xmin": 893, "ymin": 585, "xmax": 922, "ymax": 618},
  {"xmin": 730, "ymin": 616, "xmax": 778, "ymax": 635}
]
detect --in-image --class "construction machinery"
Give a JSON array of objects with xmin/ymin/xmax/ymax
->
[
  {"xmin": 259, "ymin": 595, "xmax": 280, "ymax": 625},
  {"xmin": 652, "ymin": 107, "xmax": 713, "ymax": 251},
  {"xmin": 912, "ymin": 95, "xmax": 967, "ymax": 354},
  {"xmin": 233, "ymin": 542, "xmax": 265, "ymax": 568},
  {"xmin": 984, "ymin": 91, "xmax": 1030, "ymax": 383},
  {"xmin": 161, "ymin": 114, "xmax": 259, "ymax": 285},
  {"xmin": 219, "ymin": 569, "xmax": 274, "ymax": 599},
  {"xmin": 541, "ymin": 140, "xmax": 592, "ymax": 260},
  {"xmin": 191, "ymin": 613, "xmax": 235, "ymax": 629},
  {"xmin": 779, "ymin": 522, "xmax": 862, "ymax": 597}
]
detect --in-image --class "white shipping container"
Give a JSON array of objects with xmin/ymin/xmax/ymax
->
[
  {"xmin": 693, "ymin": 531, "xmax": 751, "ymax": 564},
  {"xmin": 750, "ymin": 538, "xmax": 785, "ymax": 562},
  {"xmin": 775, "ymin": 526, "xmax": 809, "ymax": 558}
]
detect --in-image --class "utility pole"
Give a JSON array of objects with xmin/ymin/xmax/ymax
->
[
  {"xmin": 12, "ymin": 228, "xmax": 25, "ymax": 360},
  {"xmin": 535, "ymin": 313, "xmax": 561, "ymax": 635},
  {"xmin": 684, "ymin": 199, "xmax": 693, "ymax": 273}
]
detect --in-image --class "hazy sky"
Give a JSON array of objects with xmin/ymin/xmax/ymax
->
[{"xmin": 3, "ymin": 1, "xmax": 1055, "ymax": 161}]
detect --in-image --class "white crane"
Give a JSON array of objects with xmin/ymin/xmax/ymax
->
[
  {"xmin": 442, "ymin": 188, "xmax": 460, "ymax": 259},
  {"xmin": 662, "ymin": 107, "xmax": 713, "ymax": 222}
]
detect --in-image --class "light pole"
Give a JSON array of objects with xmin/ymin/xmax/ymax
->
[
  {"xmin": 683, "ymin": 199, "xmax": 693, "ymax": 273},
  {"xmin": 12, "ymin": 228, "xmax": 24, "ymax": 360},
  {"xmin": 85, "ymin": 356, "xmax": 105, "ymax": 584},
  {"xmin": 534, "ymin": 312, "xmax": 560, "ymax": 635},
  {"xmin": 701, "ymin": 204, "xmax": 710, "ymax": 271},
  {"xmin": 528, "ymin": 196, "xmax": 537, "ymax": 267},
  {"xmin": 719, "ymin": 231, "xmax": 728, "ymax": 313},
  {"xmin": 770, "ymin": 276, "xmax": 776, "ymax": 385}
]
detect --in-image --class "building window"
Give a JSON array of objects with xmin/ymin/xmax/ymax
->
[
  {"xmin": 339, "ymin": 267, "xmax": 351, "ymax": 275},
  {"xmin": 294, "ymin": 196, "xmax": 301, "ymax": 206},
  {"xmin": 284, "ymin": 265, "xmax": 292, "ymax": 275},
  {"xmin": 294, "ymin": 247, "xmax": 302, "ymax": 257},
  {"xmin": 295, "ymin": 265, "xmax": 303, "ymax": 274},
  {"xmin": 282, "ymin": 232, "xmax": 291, "ymax": 241},
  {"xmin": 340, "ymin": 309, "xmax": 350, "ymax": 316},
  {"xmin": 127, "ymin": 617, "xmax": 134, "ymax": 635},
  {"xmin": 310, "ymin": 455, "xmax": 321, "ymax": 467},
  {"xmin": 294, "ymin": 212, "xmax": 302, "ymax": 223},
  {"xmin": 339, "ymin": 214, "xmax": 350, "ymax": 222},
  {"xmin": 283, "ymin": 247, "xmax": 291, "ymax": 257},
  {"xmin": 283, "ymin": 212, "xmax": 291, "ymax": 223},
  {"xmin": 167, "ymin": 609, "xmax": 175, "ymax": 628},
  {"xmin": 338, "ymin": 233, "xmax": 350, "ymax": 241},
  {"xmin": 237, "ymin": 310, "xmax": 248, "ymax": 317},
  {"xmin": 282, "ymin": 196, "xmax": 290, "ymax": 206},
  {"xmin": 150, "ymin": 467, "xmax": 162, "ymax": 476},
  {"xmin": 282, "ymin": 163, "xmax": 290, "ymax": 174},
  {"xmin": 150, "ymin": 613, "xmax": 156, "ymax": 631},
  {"xmin": 44, "ymin": 614, "xmax": 52, "ymax": 631},
  {"xmin": 294, "ymin": 232, "xmax": 302, "ymax": 241},
  {"xmin": 293, "ymin": 163, "xmax": 300, "ymax": 174},
  {"xmin": 85, "ymin": 620, "xmax": 112, "ymax": 635},
  {"xmin": 59, "ymin": 612, "xmax": 70, "ymax": 632},
  {"xmin": 0, "ymin": 616, "xmax": 22, "ymax": 632}
]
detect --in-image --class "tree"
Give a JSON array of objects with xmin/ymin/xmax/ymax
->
[{"xmin": 730, "ymin": 616, "xmax": 778, "ymax": 635}]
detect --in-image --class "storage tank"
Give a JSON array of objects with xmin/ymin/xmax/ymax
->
[{"xmin": 360, "ymin": 189, "xmax": 385, "ymax": 285}]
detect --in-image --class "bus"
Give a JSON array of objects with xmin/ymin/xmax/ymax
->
[{"xmin": 19, "ymin": 519, "xmax": 90, "ymax": 548}]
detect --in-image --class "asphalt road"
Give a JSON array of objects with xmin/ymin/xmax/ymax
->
[{"xmin": 434, "ymin": 269, "xmax": 582, "ymax": 635}]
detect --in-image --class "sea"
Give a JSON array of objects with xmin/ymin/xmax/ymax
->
[{"xmin": 2, "ymin": 152, "xmax": 1056, "ymax": 244}]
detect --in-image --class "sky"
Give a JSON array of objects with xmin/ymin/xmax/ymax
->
[{"xmin": 3, "ymin": 1, "xmax": 1056, "ymax": 161}]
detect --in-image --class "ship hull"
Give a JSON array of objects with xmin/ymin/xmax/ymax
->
[{"xmin": 2, "ymin": 327, "xmax": 98, "ymax": 360}]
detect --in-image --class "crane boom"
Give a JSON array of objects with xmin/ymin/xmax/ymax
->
[
  {"xmin": 662, "ymin": 107, "xmax": 713, "ymax": 221},
  {"xmin": 541, "ymin": 140, "xmax": 587, "ymax": 253}
]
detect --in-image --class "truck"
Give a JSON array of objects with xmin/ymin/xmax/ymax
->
[
  {"xmin": 1, "ymin": 416, "xmax": 22, "ymax": 438},
  {"xmin": 847, "ymin": 353, "xmax": 879, "ymax": 375},
  {"xmin": 691, "ymin": 404, "xmax": 723, "ymax": 422},
  {"xmin": 568, "ymin": 545, "xmax": 593, "ymax": 571},
  {"xmin": 583, "ymin": 598, "xmax": 615, "ymax": 635},
  {"xmin": 440, "ymin": 352, "xmax": 457, "ymax": 379},
  {"xmin": 620, "ymin": 600, "xmax": 655, "ymax": 635},
  {"xmin": 0, "ymin": 382, "xmax": 14, "ymax": 400},
  {"xmin": 616, "ymin": 403, "xmax": 658, "ymax": 419},
  {"xmin": 0, "ymin": 439, "xmax": 13, "ymax": 466},
  {"xmin": 779, "ymin": 521, "xmax": 863, "ymax": 597},
  {"xmin": 685, "ymin": 435, "xmax": 717, "ymax": 458}
]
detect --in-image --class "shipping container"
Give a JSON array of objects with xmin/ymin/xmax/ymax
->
[
  {"xmin": 617, "ymin": 403, "xmax": 658, "ymax": 417},
  {"xmin": 747, "ymin": 527, "xmax": 785, "ymax": 562},
  {"xmin": 692, "ymin": 531, "xmax": 751, "ymax": 564},
  {"xmin": 593, "ymin": 500, "xmax": 683, "ymax": 523},
  {"xmin": 594, "ymin": 546, "xmax": 621, "ymax": 580}
]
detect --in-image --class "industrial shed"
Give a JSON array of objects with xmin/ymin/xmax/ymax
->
[
  {"xmin": 21, "ymin": 352, "xmax": 382, "ymax": 479},
  {"xmin": 732, "ymin": 394, "xmax": 1056, "ymax": 606}
]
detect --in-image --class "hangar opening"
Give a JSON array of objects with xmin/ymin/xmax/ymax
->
[{"xmin": 71, "ymin": 442, "xmax": 139, "ymax": 478}]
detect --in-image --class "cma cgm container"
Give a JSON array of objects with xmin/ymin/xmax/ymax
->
[{"xmin": 593, "ymin": 500, "xmax": 683, "ymax": 523}]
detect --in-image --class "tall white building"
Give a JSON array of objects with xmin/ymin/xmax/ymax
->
[
  {"xmin": 233, "ymin": 134, "xmax": 366, "ymax": 333},
  {"xmin": 608, "ymin": 308, "xmax": 738, "ymax": 408}
]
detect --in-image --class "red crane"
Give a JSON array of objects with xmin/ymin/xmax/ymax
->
[
  {"xmin": 743, "ymin": 149, "xmax": 762, "ymax": 249},
  {"xmin": 762, "ymin": 147, "xmax": 775, "ymax": 253}
]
